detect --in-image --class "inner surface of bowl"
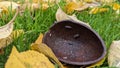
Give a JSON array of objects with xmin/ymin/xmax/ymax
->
[{"xmin": 43, "ymin": 20, "xmax": 106, "ymax": 65}]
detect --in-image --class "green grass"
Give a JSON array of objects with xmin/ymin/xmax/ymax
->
[{"xmin": 0, "ymin": 2, "xmax": 120, "ymax": 68}]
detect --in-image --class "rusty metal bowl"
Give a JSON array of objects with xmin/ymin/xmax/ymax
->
[{"xmin": 42, "ymin": 20, "xmax": 106, "ymax": 65}]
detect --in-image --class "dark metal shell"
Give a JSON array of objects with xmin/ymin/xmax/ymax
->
[{"xmin": 42, "ymin": 20, "xmax": 106, "ymax": 65}]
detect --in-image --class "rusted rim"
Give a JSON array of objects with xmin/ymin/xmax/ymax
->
[{"xmin": 43, "ymin": 20, "xmax": 106, "ymax": 65}]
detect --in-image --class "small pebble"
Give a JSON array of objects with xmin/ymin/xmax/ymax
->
[
  {"xmin": 63, "ymin": 57, "xmax": 68, "ymax": 59},
  {"xmin": 49, "ymin": 33, "xmax": 52, "ymax": 36},
  {"xmin": 74, "ymin": 34, "xmax": 80, "ymax": 39},
  {"xmin": 65, "ymin": 25, "xmax": 72, "ymax": 29}
]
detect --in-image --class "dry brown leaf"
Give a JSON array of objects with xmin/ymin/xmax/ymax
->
[
  {"xmin": 0, "ymin": 29, "xmax": 24, "ymax": 49},
  {"xmin": 0, "ymin": 8, "xmax": 18, "ymax": 39},
  {"xmin": 5, "ymin": 46, "xmax": 54, "ymax": 68},
  {"xmin": 56, "ymin": 8, "xmax": 91, "ymax": 27},
  {"xmin": 108, "ymin": 40, "xmax": 120, "ymax": 67},
  {"xmin": 31, "ymin": 43, "xmax": 64, "ymax": 68}
]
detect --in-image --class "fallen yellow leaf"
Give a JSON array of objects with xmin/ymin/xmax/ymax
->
[
  {"xmin": 87, "ymin": 57, "xmax": 106, "ymax": 68},
  {"xmin": 32, "ymin": 0, "xmax": 39, "ymax": 3},
  {"xmin": 23, "ymin": 0, "xmax": 59, "ymax": 11},
  {"xmin": 33, "ymin": 0, "xmax": 56, "ymax": 3},
  {"xmin": 65, "ymin": 1, "xmax": 100, "ymax": 14},
  {"xmin": 22, "ymin": 2, "xmax": 40, "ymax": 11},
  {"xmin": 31, "ymin": 43, "xmax": 64, "ymax": 68},
  {"xmin": 31, "ymin": 32, "xmax": 63, "ymax": 68},
  {"xmin": 112, "ymin": 3, "xmax": 120, "ymax": 11},
  {"xmin": 64, "ymin": 0, "xmax": 79, "ymax": 3},
  {"xmin": 99, "ymin": 8, "xmax": 109, "ymax": 12},
  {"xmin": 5, "ymin": 46, "xmax": 26, "ymax": 68},
  {"xmin": 89, "ymin": 7, "xmax": 108, "ymax": 14},
  {"xmin": 89, "ymin": 7, "xmax": 99, "ymax": 14},
  {"xmin": 0, "ymin": 6, "xmax": 8, "ymax": 14},
  {"xmin": 35, "ymin": 33, "xmax": 43, "ymax": 44},
  {"xmin": 64, "ymin": 65, "xmax": 77, "ymax": 68},
  {"xmin": 65, "ymin": 2, "xmax": 83, "ymax": 13},
  {"xmin": 75, "ymin": 3, "xmax": 89, "ymax": 11},
  {"xmin": 42, "ymin": 3, "xmax": 49, "ymax": 10},
  {"xmin": 5, "ymin": 46, "xmax": 55, "ymax": 68},
  {"xmin": 97, "ymin": 0, "xmax": 115, "ymax": 4},
  {"xmin": 83, "ymin": 0, "xmax": 95, "ymax": 3}
]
